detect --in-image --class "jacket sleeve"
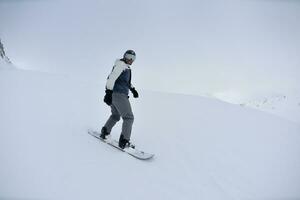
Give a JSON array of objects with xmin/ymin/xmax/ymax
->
[{"xmin": 105, "ymin": 63, "xmax": 125, "ymax": 90}]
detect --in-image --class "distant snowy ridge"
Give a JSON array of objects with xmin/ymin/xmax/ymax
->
[
  {"xmin": 240, "ymin": 93, "xmax": 300, "ymax": 124},
  {"xmin": 212, "ymin": 90, "xmax": 300, "ymax": 124},
  {"xmin": 240, "ymin": 94, "xmax": 288, "ymax": 109}
]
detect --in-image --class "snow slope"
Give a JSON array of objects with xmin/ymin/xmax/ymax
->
[{"xmin": 1, "ymin": 64, "xmax": 300, "ymax": 200}]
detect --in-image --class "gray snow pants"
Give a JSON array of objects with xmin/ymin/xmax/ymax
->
[{"xmin": 104, "ymin": 92, "xmax": 134, "ymax": 141}]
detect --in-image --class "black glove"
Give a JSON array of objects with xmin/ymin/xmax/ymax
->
[
  {"xmin": 130, "ymin": 87, "xmax": 139, "ymax": 98},
  {"xmin": 104, "ymin": 89, "xmax": 113, "ymax": 105}
]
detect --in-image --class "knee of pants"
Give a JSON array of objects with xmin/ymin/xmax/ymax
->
[
  {"xmin": 122, "ymin": 113, "xmax": 134, "ymax": 123},
  {"xmin": 112, "ymin": 114, "xmax": 121, "ymax": 122}
]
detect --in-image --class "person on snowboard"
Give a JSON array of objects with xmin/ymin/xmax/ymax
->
[{"xmin": 100, "ymin": 50, "xmax": 139, "ymax": 149}]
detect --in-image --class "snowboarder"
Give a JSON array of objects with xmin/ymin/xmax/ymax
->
[{"xmin": 101, "ymin": 50, "xmax": 139, "ymax": 149}]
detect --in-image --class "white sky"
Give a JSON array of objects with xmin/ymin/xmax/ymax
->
[{"xmin": 1, "ymin": 0, "xmax": 300, "ymax": 97}]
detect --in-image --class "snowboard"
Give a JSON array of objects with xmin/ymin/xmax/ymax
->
[{"xmin": 88, "ymin": 130, "xmax": 154, "ymax": 160}]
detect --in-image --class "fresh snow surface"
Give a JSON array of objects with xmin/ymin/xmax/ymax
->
[{"xmin": 1, "ymin": 64, "xmax": 300, "ymax": 200}]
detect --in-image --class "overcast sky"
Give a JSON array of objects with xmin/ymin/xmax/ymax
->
[{"xmin": 1, "ymin": 0, "xmax": 300, "ymax": 98}]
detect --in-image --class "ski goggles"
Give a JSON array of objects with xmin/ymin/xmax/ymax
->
[{"xmin": 124, "ymin": 53, "xmax": 136, "ymax": 62}]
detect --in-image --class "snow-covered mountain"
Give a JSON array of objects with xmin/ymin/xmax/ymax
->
[
  {"xmin": 241, "ymin": 94, "xmax": 288, "ymax": 110},
  {"xmin": 0, "ymin": 39, "xmax": 12, "ymax": 65},
  {"xmin": 213, "ymin": 90, "xmax": 300, "ymax": 124},
  {"xmin": 240, "ymin": 93, "xmax": 300, "ymax": 124},
  {"xmin": 1, "ymin": 64, "xmax": 300, "ymax": 200}
]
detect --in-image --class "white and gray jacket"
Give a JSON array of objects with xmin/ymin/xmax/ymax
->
[{"xmin": 106, "ymin": 59, "xmax": 132, "ymax": 95}]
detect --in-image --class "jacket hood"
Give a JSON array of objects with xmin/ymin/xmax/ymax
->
[{"xmin": 115, "ymin": 59, "xmax": 130, "ymax": 68}]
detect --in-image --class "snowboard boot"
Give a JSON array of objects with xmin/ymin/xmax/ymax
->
[
  {"xmin": 100, "ymin": 127, "xmax": 110, "ymax": 140},
  {"xmin": 118, "ymin": 134, "xmax": 135, "ymax": 149}
]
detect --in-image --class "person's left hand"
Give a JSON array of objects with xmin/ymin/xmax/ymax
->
[
  {"xmin": 104, "ymin": 89, "xmax": 113, "ymax": 105},
  {"xmin": 130, "ymin": 87, "xmax": 139, "ymax": 98}
]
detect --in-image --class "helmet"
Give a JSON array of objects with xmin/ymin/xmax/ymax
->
[{"xmin": 123, "ymin": 50, "xmax": 136, "ymax": 62}]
